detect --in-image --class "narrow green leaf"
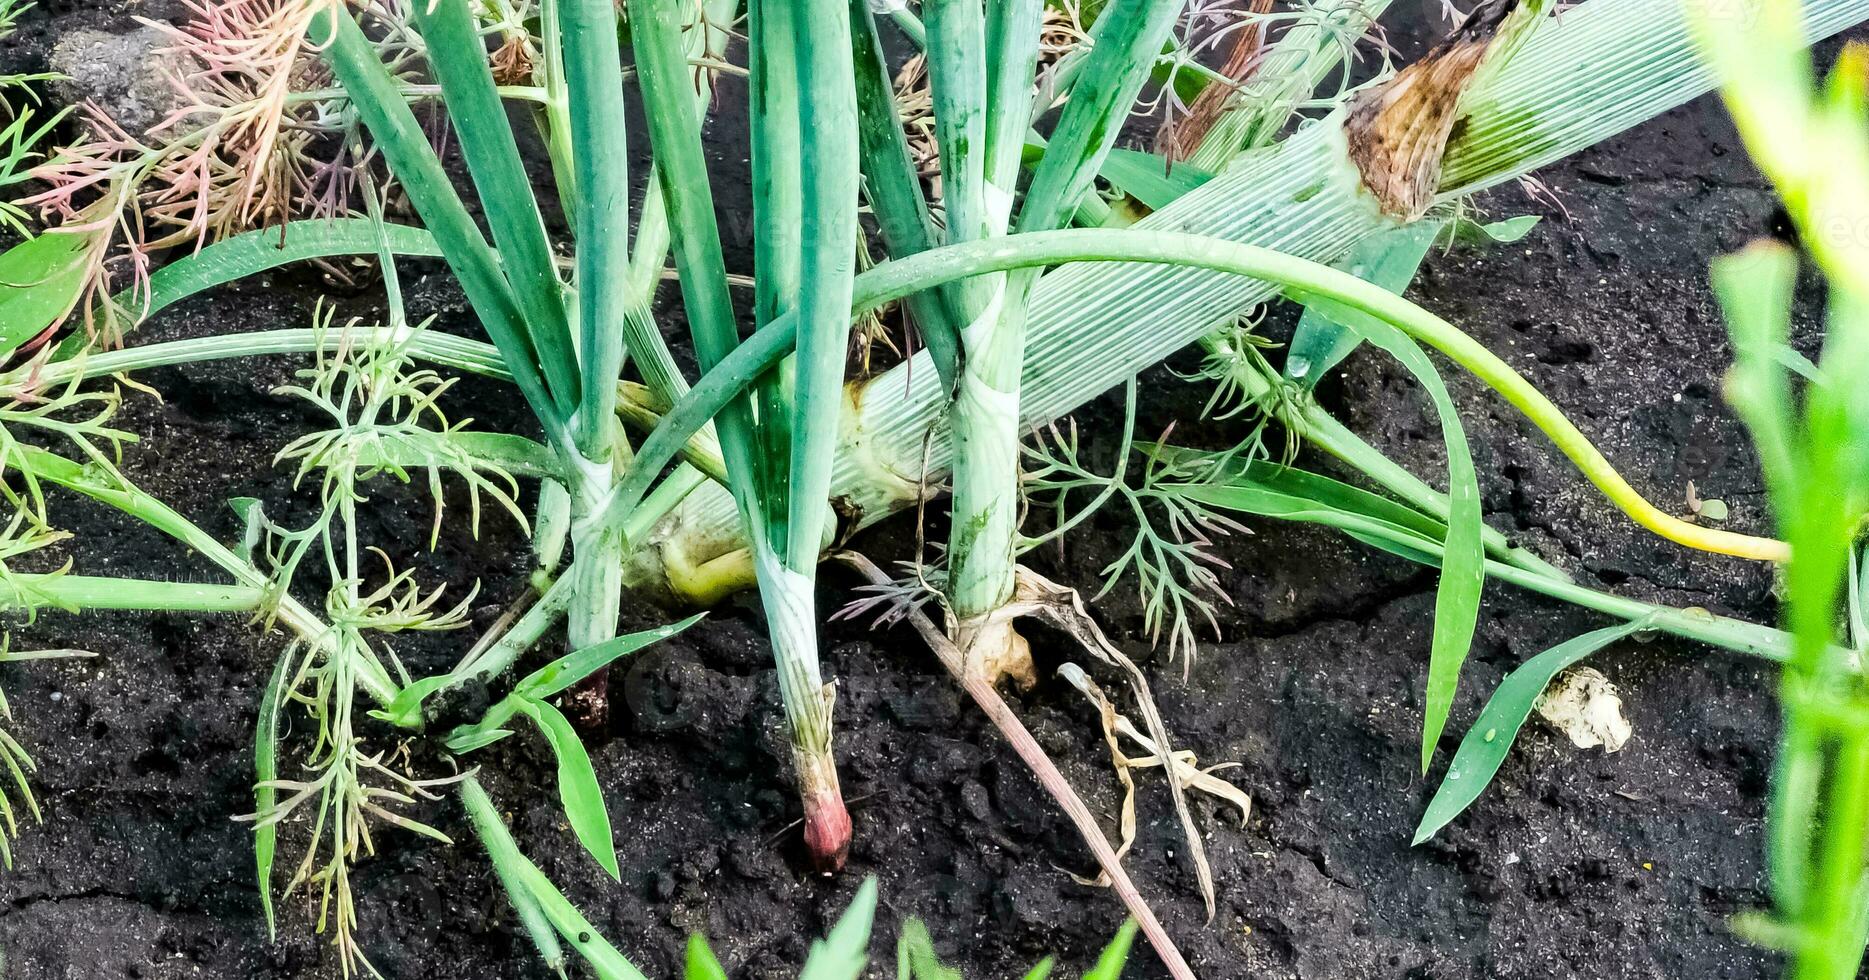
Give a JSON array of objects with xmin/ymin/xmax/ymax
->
[
  {"xmin": 1712, "ymin": 242, "xmax": 1802, "ymax": 513},
  {"xmin": 459, "ymin": 778, "xmax": 579, "ymax": 980},
  {"xmin": 253, "ymin": 649, "xmax": 291, "ymax": 939},
  {"xmin": 745, "ymin": 0, "xmax": 804, "ymax": 538},
  {"xmin": 562, "ymin": 0, "xmax": 634, "ymax": 457},
  {"xmin": 850, "ymin": 0, "xmax": 961, "ymax": 389},
  {"xmin": 445, "ymin": 725, "xmax": 515, "ymax": 754},
  {"xmin": 407, "ymin": 0, "xmax": 579, "ymax": 413},
  {"xmin": 983, "ymin": 0, "xmax": 1044, "ymax": 200},
  {"xmin": 1413, "ymin": 617, "xmax": 1653, "ymax": 843},
  {"xmin": 1016, "ymin": 0, "xmax": 1184, "ymax": 233},
  {"xmin": 507, "ymin": 856, "xmax": 647, "ymax": 980},
  {"xmin": 785, "ymin": 0, "xmax": 864, "ymax": 571},
  {"xmin": 1447, "ymin": 214, "xmax": 1541, "ymax": 245},
  {"xmin": 342, "ymin": 430, "xmax": 562, "ymax": 482},
  {"xmin": 1287, "ymin": 220, "xmax": 1447, "ymax": 387},
  {"xmin": 311, "ymin": 7, "xmax": 563, "ymax": 438},
  {"xmin": 372, "ymin": 674, "xmax": 455, "ymax": 728},
  {"xmin": 0, "ymin": 230, "xmax": 90, "ymax": 356},
  {"xmin": 898, "ymin": 920, "xmax": 960, "ymax": 980},
  {"xmin": 1021, "ymin": 956, "xmax": 1058, "ymax": 980},
  {"xmin": 1098, "ymin": 147, "xmax": 1215, "ymax": 210},
  {"xmin": 1287, "ymin": 290, "xmax": 1486, "ymax": 771},
  {"xmin": 1081, "ymin": 920, "xmax": 1139, "ymax": 980},
  {"xmin": 125, "ymin": 219, "xmax": 441, "ymax": 325},
  {"xmin": 513, "ymin": 613, "xmax": 705, "ymax": 701},
  {"xmin": 800, "ymin": 877, "xmax": 878, "ymax": 980},
  {"xmin": 1146, "ymin": 444, "xmax": 1451, "ymax": 543},
  {"xmin": 631, "ymin": 0, "xmax": 766, "ymax": 519},
  {"xmin": 518, "ymin": 698, "xmax": 619, "ymax": 880},
  {"xmin": 685, "ymin": 935, "xmax": 728, "ymax": 980},
  {"xmin": 601, "ymin": 308, "xmax": 797, "ymax": 540},
  {"xmin": 924, "ymin": 0, "xmax": 990, "ymax": 248},
  {"xmin": 228, "ymin": 497, "xmax": 265, "ymax": 566}
]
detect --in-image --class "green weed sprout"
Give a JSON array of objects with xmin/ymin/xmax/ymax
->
[
  {"xmin": 1692, "ymin": 0, "xmax": 1869, "ymax": 971},
  {"xmin": 464, "ymin": 772, "xmax": 1137, "ymax": 980}
]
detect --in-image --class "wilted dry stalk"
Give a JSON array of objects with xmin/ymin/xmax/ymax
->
[
  {"xmin": 892, "ymin": 2, "xmax": 1100, "ymax": 187},
  {"xmin": 839, "ymin": 551, "xmax": 1197, "ymax": 980},
  {"xmin": 1162, "ymin": 0, "xmax": 1278, "ymax": 159},
  {"xmin": 20, "ymin": 0, "xmax": 366, "ymax": 340}
]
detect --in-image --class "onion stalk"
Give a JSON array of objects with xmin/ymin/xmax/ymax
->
[{"xmin": 629, "ymin": 0, "xmax": 1866, "ymax": 600}]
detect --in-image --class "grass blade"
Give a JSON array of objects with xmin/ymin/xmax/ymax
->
[
  {"xmin": 1286, "ymin": 220, "xmax": 1448, "ymax": 387},
  {"xmin": 685, "ymin": 934, "xmax": 728, "ymax": 980},
  {"xmin": 456, "ymin": 778, "xmax": 564, "ymax": 972},
  {"xmin": 1413, "ymin": 617, "xmax": 1655, "ymax": 843},
  {"xmin": 517, "ymin": 698, "xmax": 619, "ymax": 880},
  {"xmin": 1095, "ymin": 147, "xmax": 1215, "ymax": 211},
  {"xmin": 513, "ymin": 613, "xmax": 705, "ymax": 701},
  {"xmin": 1281, "ymin": 288, "xmax": 1484, "ymax": 772},
  {"xmin": 1711, "ymin": 242, "xmax": 1802, "ymax": 514},
  {"xmin": 799, "ymin": 877, "xmax": 878, "ymax": 980},
  {"xmin": 897, "ymin": 920, "xmax": 960, "ymax": 980},
  {"xmin": 1081, "ymin": 920, "xmax": 1139, "ymax": 980},
  {"xmin": 253, "ymin": 649, "xmax": 291, "ymax": 939},
  {"xmin": 1147, "ymin": 444, "xmax": 1453, "ymax": 544}
]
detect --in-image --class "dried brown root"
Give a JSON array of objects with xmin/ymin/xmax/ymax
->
[
  {"xmin": 1059, "ymin": 662, "xmax": 1251, "ymax": 891},
  {"xmin": 1001, "ymin": 567, "xmax": 1220, "ymax": 922},
  {"xmin": 838, "ymin": 552, "xmax": 1198, "ymax": 980},
  {"xmin": 952, "ymin": 611, "xmax": 1038, "ymax": 691}
]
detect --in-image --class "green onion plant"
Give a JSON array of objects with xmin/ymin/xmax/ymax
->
[{"xmin": 2, "ymin": 0, "xmax": 1869, "ymax": 974}]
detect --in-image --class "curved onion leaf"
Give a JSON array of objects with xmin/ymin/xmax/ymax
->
[
  {"xmin": 133, "ymin": 219, "xmax": 441, "ymax": 322},
  {"xmin": 1413, "ymin": 617, "xmax": 1654, "ymax": 843}
]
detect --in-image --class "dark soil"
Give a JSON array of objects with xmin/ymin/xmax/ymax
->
[{"xmin": 0, "ymin": 2, "xmax": 1858, "ymax": 978}]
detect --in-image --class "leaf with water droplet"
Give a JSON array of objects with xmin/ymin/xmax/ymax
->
[
  {"xmin": 1414, "ymin": 617, "xmax": 1655, "ymax": 844},
  {"xmin": 1285, "ymin": 220, "xmax": 1446, "ymax": 388}
]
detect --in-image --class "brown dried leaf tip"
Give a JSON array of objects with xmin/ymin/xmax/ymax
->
[{"xmin": 1345, "ymin": 0, "xmax": 1529, "ymax": 219}]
